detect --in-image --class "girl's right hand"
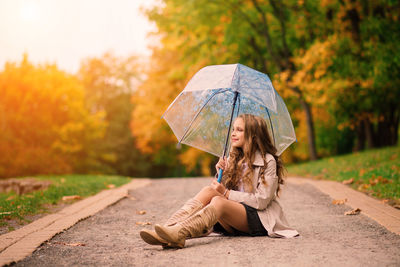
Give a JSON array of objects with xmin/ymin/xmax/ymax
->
[{"xmin": 215, "ymin": 157, "xmax": 227, "ymax": 172}]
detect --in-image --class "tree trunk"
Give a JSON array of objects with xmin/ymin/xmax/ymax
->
[
  {"xmin": 363, "ymin": 118, "xmax": 375, "ymax": 149},
  {"xmin": 299, "ymin": 98, "xmax": 318, "ymax": 160},
  {"xmin": 376, "ymin": 106, "xmax": 400, "ymax": 147},
  {"xmin": 354, "ymin": 120, "xmax": 366, "ymax": 151}
]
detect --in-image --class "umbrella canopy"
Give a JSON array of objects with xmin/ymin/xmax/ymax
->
[{"xmin": 162, "ymin": 63, "xmax": 296, "ymax": 158}]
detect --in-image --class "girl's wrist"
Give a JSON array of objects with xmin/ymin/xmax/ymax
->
[{"xmin": 223, "ymin": 189, "xmax": 229, "ymax": 198}]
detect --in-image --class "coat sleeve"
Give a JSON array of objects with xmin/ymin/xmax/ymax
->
[{"xmin": 228, "ymin": 157, "xmax": 278, "ymax": 210}]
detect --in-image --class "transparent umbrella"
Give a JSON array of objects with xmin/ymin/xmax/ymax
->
[{"xmin": 162, "ymin": 63, "xmax": 296, "ymax": 181}]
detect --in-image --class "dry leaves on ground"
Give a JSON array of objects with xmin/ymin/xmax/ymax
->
[
  {"xmin": 136, "ymin": 221, "xmax": 152, "ymax": 226},
  {"xmin": 106, "ymin": 184, "xmax": 116, "ymax": 189},
  {"xmin": 342, "ymin": 178, "xmax": 354, "ymax": 185},
  {"xmin": 62, "ymin": 195, "xmax": 81, "ymax": 201},
  {"xmin": 136, "ymin": 210, "xmax": 146, "ymax": 215},
  {"xmin": 332, "ymin": 199, "xmax": 347, "ymax": 205},
  {"xmin": 345, "ymin": 208, "xmax": 361, "ymax": 215},
  {"xmin": 6, "ymin": 196, "xmax": 15, "ymax": 201},
  {"xmin": 358, "ymin": 184, "xmax": 371, "ymax": 191}
]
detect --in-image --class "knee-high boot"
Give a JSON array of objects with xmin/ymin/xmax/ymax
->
[
  {"xmin": 154, "ymin": 204, "xmax": 218, "ymax": 248},
  {"xmin": 139, "ymin": 198, "xmax": 203, "ymax": 247}
]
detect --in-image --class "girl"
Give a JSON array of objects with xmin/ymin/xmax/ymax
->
[{"xmin": 140, "ymin": 114, "xmax": 298, "ymax": 248}]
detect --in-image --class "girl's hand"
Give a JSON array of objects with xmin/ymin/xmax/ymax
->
[
  {"xmin": 215, "ymin": 157, "xmax": 227, "ymax": 173},
  {"xmin": 211, "ymin": 178, "xmax": 226, "ymax": 195}
]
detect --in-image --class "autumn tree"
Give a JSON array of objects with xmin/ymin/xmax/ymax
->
[
  {"xmin": 0, "ymin": 55, "xmax": 106, "ymax": 178},
  {"xmin": 78, "ymin": 52, "xmax": 152, "ymax": 176}
]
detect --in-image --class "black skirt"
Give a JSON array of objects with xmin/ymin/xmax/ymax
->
[{"xmin": 213, "ymin": 203, "xmax": 268, "ymax": 237}]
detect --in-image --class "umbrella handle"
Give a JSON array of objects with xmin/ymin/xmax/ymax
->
[{"xmin": 217, "ymin": 169, "xmax": 223, "ymax": 183}]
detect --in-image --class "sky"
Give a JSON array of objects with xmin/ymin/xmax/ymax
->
[{"xmin": 0, "ymin": 0, "xmax": 159, "ymax": 73}]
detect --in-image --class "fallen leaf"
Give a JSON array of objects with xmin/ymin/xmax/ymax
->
[
  {"xmin": 391, "ymin": 165, "xmax": 399, "ymax": 172},
  {"xmin": 107, "ymin": 184, "xmax": 115, "ymax": 189},
  {"xmin": 136, "ymin": 221, "xmax": 151, "ymax": 226},
  {"xmin": 329, "ymin": 158, "xmax": 334, "ymax": 163},
  {"xmin": 60, "ymin": 178, "xmax": 66, "ymax": 183},
  {"xmin": 66, "ymin": 243, "xmax": 86, "ymax": 247},
  {"xmin": 345, "ymin": 208, "xmax": 361, "ymax": 215},
  {"xmin": 390, "ymin": 154, "xmax": 397, "ymax": 160},
  {"xmin": 381, "ymin": 199, "xmax": 389, "ymax": 204},
  {"xmin": 26, "ymin": 195, "xmax": 34, "ymax": 198},
  {"xmin": 123, "ymin": 194, "xmax": 136, "ymax": 201},
  {"xmin": 359, "ymin": 169, "xmax": 366, "ymax": 177},
  {"xmin": 342, "ymin": 178, "xmax": 354, "ymax": 185},
  {"xmin": 332, "ymin": 199, "xmax": 347, "ymax": 205},
  {"xmin": 314, "ymin": 175, "xmax": 324, "ymax": 180},
  {"xmin": 358, "ymin": 184, "xmax": 370, "ymax": 191},
  {"xmin": 136, "ymin": 210, "xmax": 146, "ymax": 215},
  {"xmin": 17, "ymin": 205, "xmax": 21, "ymax": 209},
  {"xmin": 62, "ymin": 195, "xmax": 81, "ymax": 201},
  {"xmin": 377, "ymin": 176, "xmax": 390, "ymax": 184},
  {"xmin": 6, "ymin": 196, "xmax": 15, "ymax": 201}
]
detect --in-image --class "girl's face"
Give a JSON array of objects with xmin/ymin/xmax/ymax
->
[{"xmin": 231, "ymin": 117, "xmax": 245, "ymax": 148}]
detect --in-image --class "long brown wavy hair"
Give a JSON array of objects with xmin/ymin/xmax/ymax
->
[{"xmin": 222, "ymin": 114, "xmax": 285, "ymax": 196}]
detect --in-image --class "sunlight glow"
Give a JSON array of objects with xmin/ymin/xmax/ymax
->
[{"xmin": 20, "ymin": 2, "xmax": 40, "ymax": 22}]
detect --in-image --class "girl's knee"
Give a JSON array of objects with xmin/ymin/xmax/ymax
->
[{"xmin": 210, "ymin": 196, "xmax": 227, "ymax": 210}]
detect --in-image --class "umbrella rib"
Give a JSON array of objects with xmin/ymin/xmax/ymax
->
[{"xmin": 178, "ymin": 88, "xmax": 230, "ymax": 144}]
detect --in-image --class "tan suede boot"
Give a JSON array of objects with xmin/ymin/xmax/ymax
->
[
  {"xmin": 154, "ymin": 204, "xmax": 218, "ymax": 248},
  {"xmin": 140, "ymin": 198, "xmax": 204, "ymax": 248},
  {"xmin": 164, "ymin": 198, "xmax": 204, "ymax": 226}
]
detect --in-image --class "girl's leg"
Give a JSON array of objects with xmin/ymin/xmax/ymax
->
[
  {"xmin": 154, "ymin": 196, "xmax": 249, "ymax": 248},
  {"xmin": 194, "ymin": 186, "xmax": 222, "ymax": 206},
  {"xmin": 209, "ymin": 196, "xmax": 249, "ymax": 233}
]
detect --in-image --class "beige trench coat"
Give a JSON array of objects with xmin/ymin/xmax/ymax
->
[{"xmin": 227, "ymin": 151, "xmax": 299, "ymax": 238}]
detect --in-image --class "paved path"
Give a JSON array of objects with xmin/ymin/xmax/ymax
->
[{"xmin": 11, "ymin": 178, "xmax": 400, "ymax": 266}]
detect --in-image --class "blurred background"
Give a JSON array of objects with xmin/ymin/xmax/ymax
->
[{"xmin": 1, "ymin": 0, "xmax": 399, "ymax": 179}]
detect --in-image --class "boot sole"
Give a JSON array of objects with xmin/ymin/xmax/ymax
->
[
  {"xmin": 140, "ymin": 230, "xmax": 166, "ymax": 246},
  {"xmin": 140, "ymin": 230, "xmax": 181, "ymax": 248},
  {"xmin": 154, "ymin": 225, "xmax": 184, "ymax": 248}
]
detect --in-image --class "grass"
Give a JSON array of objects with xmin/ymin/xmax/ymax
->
[
  {"xmin": 286, "ymin": 145, "xmax": 400, "ymax": 205},
  {"xmin": 0, "ymin": 174, "xmax": 131, "ymax": 227}
]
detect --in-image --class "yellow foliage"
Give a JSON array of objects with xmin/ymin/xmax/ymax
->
[{"xmin": 0, "ymin": 54, "xmax": 106, "ymax": 178}]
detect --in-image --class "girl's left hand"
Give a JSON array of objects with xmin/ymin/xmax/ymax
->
[{"xmin": 211, "ymin": 178, "xmax": 226, "ymax": 195}]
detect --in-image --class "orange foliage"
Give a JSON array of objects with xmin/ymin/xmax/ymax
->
[{"xmin": 0, "ymin": 55, "xmax": 105, "ymax": 178}]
